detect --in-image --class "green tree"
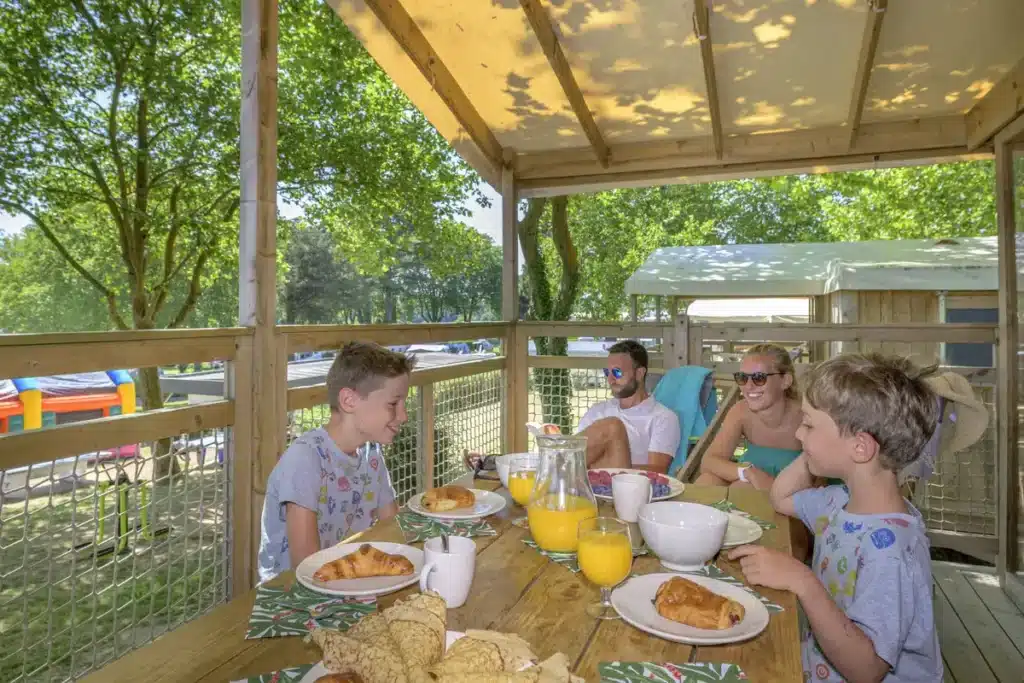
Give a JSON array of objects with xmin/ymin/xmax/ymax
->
[
  {"xmin": 0, "ymin": 0, "xmax": 484, "ymax": 478},
  {"xmin": 519, "ymin": 197, "xmax": 580, "ymax": 432}
]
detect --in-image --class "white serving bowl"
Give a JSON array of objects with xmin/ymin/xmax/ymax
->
[
  {"xmin": 638, "ymin": 501, "xmax": 729, "ymax": 572},
  {"xmin": 495, "ymin": 452, "xmax": 539, "ymax": 489}
]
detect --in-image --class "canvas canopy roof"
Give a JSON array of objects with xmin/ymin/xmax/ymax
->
[
  {"xmin": 330, "ymin": 0, "xmax": 1023, "ymax": 196},
  {"xmin": 625, "ymin": 236, "xmax": 1024, "ymax": 298}
]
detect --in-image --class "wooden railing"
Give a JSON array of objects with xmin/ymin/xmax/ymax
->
[{"xmin": 0, "ymin": 317, "xmax": 1007, "ymax": 681}]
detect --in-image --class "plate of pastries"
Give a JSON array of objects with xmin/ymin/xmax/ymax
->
[
  {"xmin": 297, "ymin": 542, "xmax": 424, "ymax": 597},
  {"xmin": 610, "ymin": 574, "xmax": 769, "ymax": 645},
  {"xmin": 302, "ymin": 591, "xmax": 583, "ymax": 683},
  {"xmin": 406, "ymin": 484, "xmax": 507, "ymax": 520}
]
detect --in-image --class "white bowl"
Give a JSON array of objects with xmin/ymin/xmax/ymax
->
[
  {"xmin": 495, "ymin": 452, "xmax": 539, "ymax": 489},
  {"xmin": 638, "ymin": 501, "xmax": 729, "ymax": 572}
]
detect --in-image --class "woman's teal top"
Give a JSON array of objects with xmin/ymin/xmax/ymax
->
[{"xmin": 736, "ymin": 443, "xmax": 803, "ymax": 478}]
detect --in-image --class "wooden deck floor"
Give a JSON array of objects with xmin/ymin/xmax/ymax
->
[{"xmin": 933, "ymin": 562, "xmax": 1024, "ymax": 682}]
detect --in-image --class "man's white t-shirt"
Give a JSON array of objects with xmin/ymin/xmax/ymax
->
[{"xmin": 576, "ymin": 396, "xmax": 681, "ymax": 465}]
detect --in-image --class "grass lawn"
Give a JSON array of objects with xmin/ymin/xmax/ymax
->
[{"xmin": 0, "ymin": 455, "xmax": 226, "ymax": 683}]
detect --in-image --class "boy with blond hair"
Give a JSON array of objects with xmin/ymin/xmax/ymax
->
[
  {"xmin": 257, "ymin": 341, "xmax": 414, "ymax": 581},
  {"xmin": 729, "ymin": 352, "xmax": 942, "ymax": 682}
]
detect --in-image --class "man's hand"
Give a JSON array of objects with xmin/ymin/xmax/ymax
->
[{"xmin": 727, "ymin": 544, "xmax": 812, "ymax": 593}]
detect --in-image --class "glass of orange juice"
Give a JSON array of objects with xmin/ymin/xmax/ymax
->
[
  {"xmin": 507, "ymin": 455, "xmax": 537, "ymax": 507},
  {"xmin": 577, "ymin": 517, "xmax": 632, "ymax": 620}
]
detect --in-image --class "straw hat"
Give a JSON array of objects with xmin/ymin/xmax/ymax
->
[{"xmin": 923, "ymin": 371, "xmax": 990, "ymax": 456}]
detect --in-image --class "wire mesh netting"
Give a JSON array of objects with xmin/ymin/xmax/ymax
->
[
  {"xmin": 432, "ymin": 370, "xmax": 502, "ymax": 487},
  {"xmin": 0, "ymin": 430, "xmax": 229, "ymax": 683},
  {"xmin": 527, "ymin": 367, "xmax": 611, "ymax": 440},
  {"xmin": 286, "ymin": 372, "xmax": 504, "ymax": 504}
]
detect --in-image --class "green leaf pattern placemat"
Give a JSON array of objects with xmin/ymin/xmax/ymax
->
[
  {"xmin": 246, "ymin": 583, "xmax": 376, "ymax": 639},
  {"xmin": 395, "ymin": 510, "xmax": 497, "ymax": 543},
  {"xmin": 710, "ymin": 500, "xmax": 776, "ymax": 530},
  {"xmin": 233, "ymin": 664, "xmax": 315, "ymax": 683},
  {"xmin": 522, "ymin": 539, "xmax": 648, "ymax": 573},
  {"xmin": 600, "ymin": 662, "xmax": 748, "ymax": 682},
  {"xmin": 686, "ymin": 564, "xmax": 784, "ymax": 613}
]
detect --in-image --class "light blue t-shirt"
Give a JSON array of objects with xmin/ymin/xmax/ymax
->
[
  {"xmin": 257, "ymin": 428, "xmax": 397, "ymax": 582},
  {"xmin": 793, "ymin": 485, "xmax": 941, "ymax": 682}
]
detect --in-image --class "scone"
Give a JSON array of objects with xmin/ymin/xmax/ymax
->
[
  {"xmin": 654, "ymin": 576, "xmax": 745, "ymax": 630},
  {"xmin": 422, "ymin": 485, "xmax": 475, "ymax": 512}
]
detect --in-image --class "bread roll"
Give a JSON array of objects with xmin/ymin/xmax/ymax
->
[
  {"xmin": 654, "ymin": 576, "xmax": 745, "ymax": 630},
  {"xmin": 422, "ymin": 485, "xmax": 475, "ymax": 512}
]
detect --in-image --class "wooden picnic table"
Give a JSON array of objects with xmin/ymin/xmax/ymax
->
[{"xmin": 81, "ymin": 481, "xmax": 802, "ymax": 682}]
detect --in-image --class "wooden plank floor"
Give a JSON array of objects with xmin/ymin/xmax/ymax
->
[{"xmin": 933, "ymin": 561, "xmax": 1024, "ymax": 682}]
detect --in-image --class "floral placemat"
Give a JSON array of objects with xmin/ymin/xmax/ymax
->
[
  {"xmin": 600, "ymin": 662, "xmax": 748, "ymax": 681},
  {"xmin": 395, "ymin": 510, "xmax": 498, "ymax": 543},
  {"xmin": 686, "ymin": 563, "xmax": 783, "ymax": 613},
  {"xmin": 511, "ymin": 515, "xmax": 529, "ymax": 529},
  {"xmin": 232, "ymin": 664, "xmax": 315, "ymax": 683},
  {"xmin": 710, "ymin": 500, "xmax": 776, "ymax": 531},
  {"xmin": 246, "ymin": 582, "xmax": 376, "ymax": 639},
  {"xmin": 522, "ymin": 539, "xmax": 648, "ymax": 573}
]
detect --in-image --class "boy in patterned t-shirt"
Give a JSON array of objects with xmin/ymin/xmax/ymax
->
[
  {"xmin": 729, "ymin": 353, "xmax": 942, "ymax": 682},
  {"xmin": 257, "ymin": 342, "xmax": 414, "ymax": 582}
]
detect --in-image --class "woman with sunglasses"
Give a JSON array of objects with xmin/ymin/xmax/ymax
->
[{"xmin": 694, "ymin": 343, "xmax": 803, "ymax": 491}]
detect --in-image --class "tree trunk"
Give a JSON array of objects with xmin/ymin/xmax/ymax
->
[
  {"xmin": 518, "ymin": 196, "xmax": 580, "ymax": 433},
  {"xmin": 137, "ymin": 365, "xmax": 181, "ymax": 481}
]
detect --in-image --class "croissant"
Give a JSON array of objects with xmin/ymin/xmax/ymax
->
[
  {"xmin": 423, "ymin": 485, "xmax": 475, "ymax": 512},
  {"xmin": 654, "ymin": 577, "xmax": 745, "ymax": 630},
  {"xmin": 314, "ymin": 544, "xmax": 414, "ymax": 581}
]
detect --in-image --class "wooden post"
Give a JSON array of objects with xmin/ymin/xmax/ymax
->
[
  {"xmin": 227, "ymin": 335, "xmax": 253, "ymax": 596},
  {"xmin": 418, "ymin": 384, "xmax": 435, "ymax": 489},
  {"xmin": 237, "ymin": 0, "xmax": 281, "ymax": 593},
  {"xmin": 674, "ymin": 313, "xmax": 691, "ymax": 366},
  {"xmin": 994, "ymin": 123, "xmax": 1020, "ymax": 586},
  {"xmin": 501, "ymin": 167, "xmax": 519, "ymax": 322},
  {"xmin": 830, "ymin": 291, "xmax": 858, "ymax": 356},
  {"xmin": 668, "ymin": 296, "xmax": 679, "ymax": 322},
  {"xmin": 502, "ymin": 323, "xmax": 517, "ymax": 454},
  {"xmin": 654, "ymin": 295, "xmax": 662, "ymax": 323},
  {"xmin": 513, "ymin": 324, "xmax": 530, "ymax": 452}
]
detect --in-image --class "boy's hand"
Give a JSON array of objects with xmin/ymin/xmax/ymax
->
[{"xmin": 727, "ymin": 544, "xmax": 812, "ymax": 593}]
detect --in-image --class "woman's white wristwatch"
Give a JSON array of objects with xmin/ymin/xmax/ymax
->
[{"xmin": 737, "ymin": 465, "xmax": 751, "ymax": 483}]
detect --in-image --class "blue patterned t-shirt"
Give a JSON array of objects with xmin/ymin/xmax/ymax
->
[
  {"xmin": 257, "ymin": 428, "xmax": 396, "ymax": 582},
  {"xmin": 793, "ymin": 485, "xmax": 941, "ymax": 682}
]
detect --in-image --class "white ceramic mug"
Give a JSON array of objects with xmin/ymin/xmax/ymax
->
[
  {"xmin": 612, "ymin": 473, "xmax": 653, "ymax": 523},
  {"xmin": 419, "ymin": 536, "xmax": 476, "ymax": 608}
]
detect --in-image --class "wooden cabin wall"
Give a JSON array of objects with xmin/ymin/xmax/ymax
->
[{"xmin": 855, "ymin": 291, "xmax": 941, "ymax": 362}]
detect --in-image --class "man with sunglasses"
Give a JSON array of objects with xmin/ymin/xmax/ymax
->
[{"xmin": 575, "ymin": 340, "xmax": 681, "ymax": 473}]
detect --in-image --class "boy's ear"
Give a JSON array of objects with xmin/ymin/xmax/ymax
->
[
  {"xmin": 336, "ymin": 387, "xmax": 361, "ymax": 414},
  {"xmin": 851, "ymin": 431, "xmax": 880, "ymax": 464}
]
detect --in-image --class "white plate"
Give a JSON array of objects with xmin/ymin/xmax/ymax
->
[
  {"xmin": 611, "ymin": 573, "xmax": 770, "ymax": 645},
  {"xmin": 295, "ymin": 542, "xmax": 424, "ymax": 597},
  {"xmin": 297, "ymin": 630, "xmax": 534, "ymax": 682},
  {"xmin": 588, "ymin": 468, "xmax": 685, "ymax": 502},
  {"xmin": 407, "ymin": 488, "xmax": 507, "ymax": 520},
  {"xmin": 722, "ymin": 513, "xmax": 763, "ymax": 548}
]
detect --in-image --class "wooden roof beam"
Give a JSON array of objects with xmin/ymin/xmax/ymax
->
[
  {"xmin": 693, "ymin": 1, "xmax": 723, "ymax": 160},
  {"xmin": 360, "ymin": 0, "xmax": 504, "ymax": 174},
  {"xmin": 966, "ymin": 54, "xmax": 1024, "ymax": 150},
  {"xmin": 519, "ymin": 0, "xmax": 610, "ymax": 167},
  {"xmin": 846, "ymin": 0, "xmax": 887, "ymax": 150}
]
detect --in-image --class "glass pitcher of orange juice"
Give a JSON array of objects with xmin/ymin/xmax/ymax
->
[{"xmin": 526, "ymin": 435, "xmax": 598, "ymax": 553}]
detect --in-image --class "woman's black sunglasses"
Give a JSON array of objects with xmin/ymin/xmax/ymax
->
[{"xmin": 733, "ymin": 371, "xmax": 783, "ymax": 386}]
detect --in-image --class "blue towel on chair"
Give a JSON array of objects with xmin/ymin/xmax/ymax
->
[{"xmin": 652, "ymin": 366, "xmax": 718, "ymax": 477}]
